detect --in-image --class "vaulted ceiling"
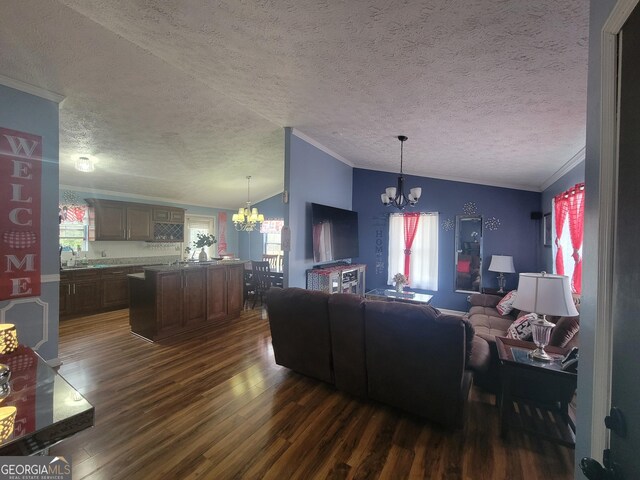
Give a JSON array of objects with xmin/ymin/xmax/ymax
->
[{"xmin": 0, "ymin": 0, "xmax": 589, "ymax": 209}]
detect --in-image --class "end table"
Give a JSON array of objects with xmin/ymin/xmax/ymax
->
[{"xmin": 496, "ymin": 336, "xmax": 577, "ymax": 448}]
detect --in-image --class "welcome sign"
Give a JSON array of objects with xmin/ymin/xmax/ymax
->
[{"xmin": 0, "ymin": 127, "xmax": 42, "ymax": 300}]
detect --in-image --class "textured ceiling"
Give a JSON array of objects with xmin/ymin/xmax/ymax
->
[{"xmin": 0, "ymin": 0, "xmax": 589, "ymax": 208}]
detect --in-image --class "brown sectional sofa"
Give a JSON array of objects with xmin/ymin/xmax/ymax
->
[
  {"xmin": 465, "ymin": 293, "xmax": 580, "ymax": 391},
  {"xmin": 266, "ymin": 287, "xmax": 475, "ymax": 428}
]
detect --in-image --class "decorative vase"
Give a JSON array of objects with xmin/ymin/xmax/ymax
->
[
  {"xmin": 395, "ymin": 283, "xmax": 404, "ymax": 293},
  {"xmin": 198, "ymin": 248, "xmax": 207, "ymax": 262}
]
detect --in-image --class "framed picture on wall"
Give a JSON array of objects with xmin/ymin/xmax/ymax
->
[{"xmin": 543, "ymin": 213, "xmax": 552, "ymax": 247}]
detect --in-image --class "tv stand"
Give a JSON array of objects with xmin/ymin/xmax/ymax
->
[{"xmin": 306, "ymin": 264, "xmax": 366, "ymax": 295}]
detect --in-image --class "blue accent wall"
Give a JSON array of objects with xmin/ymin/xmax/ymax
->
[
  {"xmin": 285, "ymin": 129, "xmax": 353, "ymax": 287},
  {"xmin": 0, "ymin": 84, "xmax": 60, "ymax": 362},
  {"xmin": 238, "ymin": 192, "xmax": 285, "ymax": 261},
  {"xmin": 540, "ymin": 160, "xmax": 585, "ymax": 273},
  {"xmin": 353, "ymin": 168, "xmax": 542, "ymax": 311}
]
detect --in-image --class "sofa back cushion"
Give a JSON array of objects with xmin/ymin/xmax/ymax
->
[
  {"xmin": 328, "ymin": 294, "xmax": 367, "ymax": 398},
  {"xmin": 266, "ymin": 287, "xmax": 333, "ymax": 384},
  {"xmin": 364, "ymin": 300, "xmax": 469, "ymax": 427},
  {"xmin": 549, "ymin": 315, "xmax": 580, "ymax": 348}
]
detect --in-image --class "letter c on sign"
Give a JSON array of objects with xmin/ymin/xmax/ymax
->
[{"xmin": 9, "ymin": 208, "xmax": 32, "ymax": 226}]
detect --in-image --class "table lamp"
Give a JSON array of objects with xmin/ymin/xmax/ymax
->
[
  {"xmin": 512, "ymin": 272, "xmax": 578, "ymax": 361},
  {"xmin": 488, "ymin": 255, "xmax": 515, "ymax": 293},
  {"xmin": 0, "ymin": 324, "xmax": 18, "ymax": 355}
]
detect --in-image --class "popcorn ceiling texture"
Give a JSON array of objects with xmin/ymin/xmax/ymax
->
[{"xmin": 0, "ymin": 0, "xmax": 589, "ymax": 205}]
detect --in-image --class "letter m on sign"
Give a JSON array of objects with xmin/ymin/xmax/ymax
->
[{"xmin": 0, "ymin": 127, "xmax": 42, "ymax": 300}]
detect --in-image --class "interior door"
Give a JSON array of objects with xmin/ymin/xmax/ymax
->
[{"xmin": 606, "ymin": 5, "xmax": 640, "ymax": 477}]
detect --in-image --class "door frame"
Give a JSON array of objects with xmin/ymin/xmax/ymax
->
[{"xmin": 592, "ymin": 0, "xmax": 640, "ymax": 459}]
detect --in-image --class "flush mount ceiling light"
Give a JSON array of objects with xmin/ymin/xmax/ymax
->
[
  {"xmin": 75, "ymin": 156, "xmax": 94, "ymax": 173},
  {"xmin": 232, "ymin": 176, "xmax": 264, "ymax": 232},
  {"xmin": 381, "ymin": 136, "xmax": 421, "ymax": 209}
]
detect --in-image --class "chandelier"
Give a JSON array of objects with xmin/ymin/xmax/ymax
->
[
  {"xmin": 232, "ymin": 176, "xmax": 264, "ymax": 232},
  {"xmin": 380, "ymin": 135, "xmax": 421, "ymax": 209}
]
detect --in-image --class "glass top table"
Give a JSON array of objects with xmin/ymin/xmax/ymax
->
[
  {"xmin": 0, "ymin": 346, "xmax": 94, "ymax": 455},
  {"xmin": 364, "ymin": 288, "xmax": 434, "ymax": 305}
]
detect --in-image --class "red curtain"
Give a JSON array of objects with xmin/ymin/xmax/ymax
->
[
  {"xmin": 403, "ymin": 213, "xmax": 421, "ymax": 282},
  {"xmin": 554, "ymin": 191, "xmax": 569, "ymax": 275},
  {"xmin": 567, "ymin": 183, "xmax": 585, "ymax": 294}
]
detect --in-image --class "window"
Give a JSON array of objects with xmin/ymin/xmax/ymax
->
[
  {"xmin": 186, "ymin": 216, "xmax": 215, "ymax": 259},
  {"xmin": 552, "ymin": 183, "xmax": 585, "ymax": 294},
  {"xmin": 388, "ymin": 212, "xmax": 439, "ymax": 290},
  {"xmin": 59, "ymin": 205, "xmax": 87, "ymax": 252},
  {"xmin": 260, "ymin": 219, "xmax": 284, "ymax": 255}
]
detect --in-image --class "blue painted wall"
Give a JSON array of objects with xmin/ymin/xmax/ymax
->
[
  {"xmin": 285, "ymin": 129, "xmax": 353, "ymax": 287},
  {"xmin": 353, "ymin": 168, "xmax": 542, "ymax": 311},
  {"xmin": 0, "ymin": 84, "xmax": 60, "ymax": 362},
  {"xmin": 540, "ymin": 161, "xmax": 585, "ymax": 273},
  {"xmin": 238, "ymin": 192, "xmax": 285, "ymax": 261}
]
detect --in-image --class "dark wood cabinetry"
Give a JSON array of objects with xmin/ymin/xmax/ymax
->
[
  {"xmin": 59, "ymin": 270, "xmax": 101, "ymax": 317},
  {"xmin": 86, "ymin": 199, "xmax": 184, "ymax": 242},
  {"xmin": 101, "ymin": 267, "xmax": 132, "ymax": 309},
  {"xmin": 129, "ymin": 263, "xmax": 244, "ymax": 341}
]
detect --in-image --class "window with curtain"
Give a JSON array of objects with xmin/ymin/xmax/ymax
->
[
  {"xmin": 186, "ymin": 216, "xmax": 216, "ymax": 259},
  {"xmin": 552, "ymin": 183, "xmax": 585, "ymax": 294},
  {"xmin": 59, "ymin": 205, "xmax": 88, "ymax": 251},
  {"xmin": 387, "ymin": 212, "xmax": 439, "ymax": 291},
  {"xmin": 260, "ymin": 219, "xmax": 284, "ymax": 255}
]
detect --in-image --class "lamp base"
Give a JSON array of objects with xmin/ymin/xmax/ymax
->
[
  {"xmin": 497, "ymin": 273, "xmax": 506, "ymax": 293},
  {"xmin": 529, "ymin": 347, "xmax": 553, "ymax": 362}
]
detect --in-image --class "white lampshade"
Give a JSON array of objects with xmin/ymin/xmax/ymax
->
[
  {"xmin": 410, "ymin": 187, "xmax": 422, "ymax": 200},
  {"xmin": 381, "ymin": 193, "xmax": 389, "ymax": 204},
  {"xmin": 385, "ymin": 187, "xmax": 397, "ymax": 199},
  {"xmin": 488, "ymin": 255, "xmax": 515, "ymax": 273},
  {"xmin": 512, "ymin": 272, "xmax": 579, "ymax": 317}
]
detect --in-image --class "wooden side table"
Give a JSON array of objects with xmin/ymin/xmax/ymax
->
[{"xmin": 496, "ymin": 337, "xmax": 577, "ymax": 448}]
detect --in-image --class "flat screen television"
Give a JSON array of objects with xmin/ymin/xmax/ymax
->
[{"xmin": 311, "ymin": 203, "xmax": 359, "ymax": 263}]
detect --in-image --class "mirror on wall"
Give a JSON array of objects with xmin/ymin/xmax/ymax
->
[{"xmin": 455, "ymin": 215, "xmax": 483, "ymax": 293}]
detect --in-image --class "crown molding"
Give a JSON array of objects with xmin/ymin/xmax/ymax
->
[
  {"xmin": 539, "ymin": 147, "xmax": 586, "ymax": 191},
  {"xmin": 290, "ymin": 128, "xmax": 354, "ymax": 167},
  {"xmin": 0, "ymin": 74, "xmax": 65, "ymax": 104}
]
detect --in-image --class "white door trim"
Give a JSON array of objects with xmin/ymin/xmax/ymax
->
[{"xmin": 592, "ymin": 0, "xmax": 640, "ymax": 460}]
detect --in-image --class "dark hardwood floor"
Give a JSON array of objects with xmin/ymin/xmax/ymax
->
[{"xmin": 52, "ymin": 308, "xmax": 574, "ymax": 479}]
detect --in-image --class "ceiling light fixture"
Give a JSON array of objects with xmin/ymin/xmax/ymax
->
[
  {"xmin": 75, "ymin": 157, "xmax": 94, "ymax": 173},
  {"xmin": 381, "ymin": 136, "xmax": 421, "ymax": 209},
  {"xmin": 232, "ymin": 176, "xmax": 264, "ymax": 232}
]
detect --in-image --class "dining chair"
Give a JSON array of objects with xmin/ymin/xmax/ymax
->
[
  {"xmin": 262, "ymin": 254, "xmax": 279, "ymax": 272},
  {"xmin": 250, "ymin": 261, "xmax": 272, "ymax": 308}
]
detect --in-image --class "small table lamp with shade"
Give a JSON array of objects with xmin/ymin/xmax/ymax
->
[
  {"xmin": 512, "ymin": 272, "xmax": 579, "ymax": 361},
  {"xmin": 488, "ymin": 255, "xmax": 515, "ymax": 293}
]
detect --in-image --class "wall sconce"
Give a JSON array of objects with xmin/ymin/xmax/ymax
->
[{"xmin": 0, "ymin": 325, "xmax": 18, "ymax": 355}]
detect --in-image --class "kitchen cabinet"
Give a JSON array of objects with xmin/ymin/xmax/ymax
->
[
  {"xmin": 129, "ymin": 262, "xmax": 245, "ymax": 341},
  {"xmin": 86, "ymin": 199, "xmax": 184, "ymax": 242},
  {"xmin": 226, "ymin": 264, "xmax": 244, "ymax": 318},
  {"xmin": 87, "ymin": 199, "xmax": 152, "ymax": 241},
  {"xmin": 206, "ymin": 265, "xmax": 227, "ymax": 323},
  {"xmin": 101, "ymin": 267, "xmax": 131, "ymax": 309},
  {"xmin": 59, "ymin": 270, "xmax": 101, "ymax": 317}
]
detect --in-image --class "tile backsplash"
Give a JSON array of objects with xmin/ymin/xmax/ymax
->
[{"xmin": 61, "ymin": 240, "xmax": 184, "ymax": 264}]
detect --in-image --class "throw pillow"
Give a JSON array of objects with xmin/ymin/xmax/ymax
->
[
  {"xmin": 496, "ymin": 290, "xmax": 517, "ymax": 316},
  {"xmin": 549, "ymin": 316, "xmax": 580, "ymax": 348},
  {"xmin": 506, "ymin": 313, "xmax": 536, "ymax": 340},
  {"xmin": 457, "ymin": 259, "xmax": 471, "ymax": 273}
]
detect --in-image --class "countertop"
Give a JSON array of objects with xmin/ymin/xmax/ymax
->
[{"xmin": 143, "ymin": 260, "xmax": 247, "ymax": 272}]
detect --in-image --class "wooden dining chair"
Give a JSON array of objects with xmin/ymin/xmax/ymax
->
[
  {"xmin": 250, "ymin": 261, "xmax": 272, "ymax": 308},
  {"xmin": 263, "ymin": 254, "xmax": 279, "ymax": 272}
]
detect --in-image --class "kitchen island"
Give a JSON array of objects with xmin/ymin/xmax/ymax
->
[{"xmin": 128, "ymin": 261, "xmax": 245, "ymax": 341}]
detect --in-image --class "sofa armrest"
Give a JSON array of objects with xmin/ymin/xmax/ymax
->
[{"xmin": 468, "ymin": 293, "xmax": 503, "ymax": 308}]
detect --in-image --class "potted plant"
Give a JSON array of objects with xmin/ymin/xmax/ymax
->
[{"xmin": 193, "ymin": 233, "xmax": 217, "ymax": 262}]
